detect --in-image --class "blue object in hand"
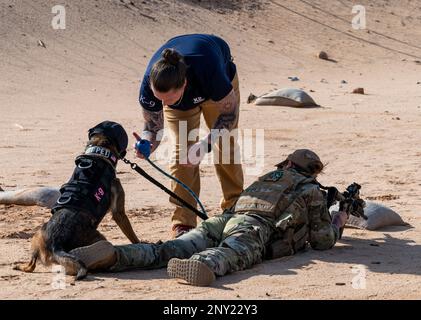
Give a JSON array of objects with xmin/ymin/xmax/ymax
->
[{"xmin": 135, "ymin": 139, "xmax": 151, "ymax": 158}]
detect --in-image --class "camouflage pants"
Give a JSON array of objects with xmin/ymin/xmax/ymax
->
[{"xmin": 110, "ymin": 212, "xmax": 275, "ymax": 276}]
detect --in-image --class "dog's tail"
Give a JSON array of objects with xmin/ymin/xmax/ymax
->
[
  {"xmin": 13, "ymin": 249, "xmax": 39, "ymax": 273},
  {"xmin": 52, "ymin": 249, "xmax": 88, "ymax": 280}
]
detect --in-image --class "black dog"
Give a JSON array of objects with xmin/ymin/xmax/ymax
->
[{"xmin": 13, "ymin": 121, "xmax": 140, "ymax": 279}]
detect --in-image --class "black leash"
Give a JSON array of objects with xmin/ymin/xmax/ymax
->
[{"xmin": 122, "ymin": 158, "xmax": 208, "ymax": 220}]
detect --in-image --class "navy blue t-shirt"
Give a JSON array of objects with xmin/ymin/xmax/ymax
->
[{"xmin": 139, "ymin": 34, "xmax": 237, "ymax": 112}]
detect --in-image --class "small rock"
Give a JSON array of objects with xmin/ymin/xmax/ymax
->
[
  {"xmin": 37, "ymin": 40, "xmax": 46, "ymax": 48},
  {"xmin": 335, "ymin": 282, "xmax": 346, "ymax": 286},
  {"xmin": 318, "ymin": 51, "xmax": 329, "ymax": 60},
  {"xmin": 370, "ymin": 243, "xmax": 380, "ymax": 247},
  {"xmin": 371, "ymin": 261, "xmax": 381, "ymax": 264},
  {"xmin": 320, "ymin": 78, "xmax": 328, "ymax": 83},
  {"xmin": 251, "ymin": 25, "xmax": 256, "ymax": 28},
  {"xmin": 14, "ymin": 124, "xmax": 24, "ymax": 130},
  {"xmin": 341, "ymin": 80, "xmax": 347, "ymax": 84},
  {"xmin": 415, "ymin": 60, "xmax": 421, "ymax": 64},
  {"xmin": 268, "ymin": 40, "xmax": 275, "ymax": 44},
  {"xmin": 288, "ymin": 76, "xmax": 300, "ymax": 81},
  {"xmin": 417, "ymin": 82, "xmax": 420, "ymax": 84},
  {"xmin": 247, "ymin": 93, "xmax": 257, "ymax": 104},
  {"xmin": 310, "ymin": 89, "xmax": 315, "ymax": 92},
  {"xmin": 352, "ymin": 88, "xmax": 365, "ymax": 94},
  {"xmin": 392, "ymin": 117, "xmax": 401, "ymax": 120},
  {"xmin": 265, "ymin": 292, "xmax": 271, "ymax": 296}
]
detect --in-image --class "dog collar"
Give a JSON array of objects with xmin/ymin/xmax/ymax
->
[{"xmin": 84, "ymin": 146, "xmax": 118, "ymax": 167}]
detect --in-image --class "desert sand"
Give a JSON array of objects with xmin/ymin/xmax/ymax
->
[{"xmin": 0, "ymin": 0, "xmax": 421, "ymax": 299}]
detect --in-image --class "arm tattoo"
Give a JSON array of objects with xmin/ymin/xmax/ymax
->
[
  {"xmin": 213, "ymin": 89, "xmax": 239, "ymax": 131},
  {"xmin": 143, "ymin": 109, "xmax": 164, "ymax": 134},
  {"xmin": 142, "ymin": 109, "xmax": 164, "ymax": 150}
]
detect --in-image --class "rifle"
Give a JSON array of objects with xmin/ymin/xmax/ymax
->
[
  {"xmin": 320, "ymin": 182, "xmax": 367, "ymax": 239},
  {"xmin": 267, "ymin": 182, "xmax": 366, "ymax": 259}
]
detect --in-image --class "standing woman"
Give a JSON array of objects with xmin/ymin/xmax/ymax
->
[{"xmin": 134, "ymin": 34, "xmax": 244, "ymax": 238}]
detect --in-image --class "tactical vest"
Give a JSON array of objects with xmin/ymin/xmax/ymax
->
[
  {"xmin": 234, "ymin": 168, "xmax": 321, "ymax": 260},
  {"xmin": 51, "ymin": 146, "xmax": 117, "ymax": 225},
  {"xmin": 234, "ymin": 168, "xmax": 315, "ymax": 220}
]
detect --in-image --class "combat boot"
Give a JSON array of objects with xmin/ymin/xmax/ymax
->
[
  {"xmin": 167, "ymin": 258, "xmax": 215, "ymax": 286},
  {"xmin": 70, "ymin": 240, "xmax": 117, "ymax": 271}
]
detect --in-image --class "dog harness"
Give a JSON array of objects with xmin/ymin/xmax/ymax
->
[{"xmin": 51, "ymin": 146, "xmax": 117, "ymax": 225}]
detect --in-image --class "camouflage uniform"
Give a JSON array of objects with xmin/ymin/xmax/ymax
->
[{"xmin": 110, "ymin": 167, "xmax": 340, "ymax": 276}]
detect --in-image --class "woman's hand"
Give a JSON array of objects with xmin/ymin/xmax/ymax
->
[{"xmin": 133, "ymin": 132, "xmax": 156, "ymax": 159}]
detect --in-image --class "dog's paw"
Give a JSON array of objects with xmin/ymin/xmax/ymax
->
[{"xmin": 75, "ymin": 267, "xmax": 88, "ymax": 280}]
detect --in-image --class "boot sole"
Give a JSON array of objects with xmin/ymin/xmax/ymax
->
[{"xmin": 167, "ymin": 258, "xmax": 215, "ymax": 286}]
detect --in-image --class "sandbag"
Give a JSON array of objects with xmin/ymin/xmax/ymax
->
[
  {"xmin": 330, "ymin": 201, "xmax": 408, "ymax": 230},
  {"xmin": 255, "ymin": 88, "xmax": 319, "ymax": 107}
]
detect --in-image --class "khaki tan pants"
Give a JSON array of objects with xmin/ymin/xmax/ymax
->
[{"xmin": 164, "ymin": 73, "xmax": 244, "ymax": 228}]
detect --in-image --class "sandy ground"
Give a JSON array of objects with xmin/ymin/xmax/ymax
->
[{"xmin": 0, "ymin": 0, "xmax": 421, "ymax": 299}]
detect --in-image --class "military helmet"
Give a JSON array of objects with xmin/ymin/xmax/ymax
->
[{"xmin": 276, "ymin": 149, "xmax": 323, "ymax": 174}]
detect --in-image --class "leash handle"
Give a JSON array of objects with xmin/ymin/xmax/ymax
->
[{"xmin": 123, "ymin": 158, "xmax": 208, "ymax": 220}]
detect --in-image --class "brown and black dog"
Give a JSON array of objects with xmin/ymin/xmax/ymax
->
[{"xmin": 11, "ymin": 121, "xmax": 140, "ymax": 280}]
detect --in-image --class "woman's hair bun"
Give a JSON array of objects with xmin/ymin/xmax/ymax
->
[{"xmin": 162, "ymin": 48, "xmax": 182, "ymax": 66}]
